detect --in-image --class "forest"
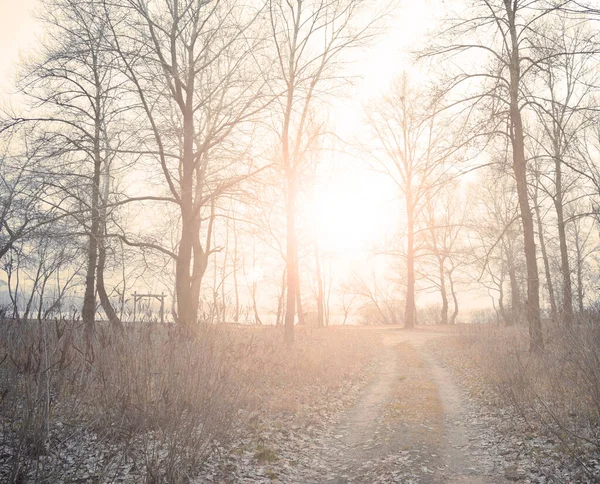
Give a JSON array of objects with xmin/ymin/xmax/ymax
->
[{"xmin": 3, "ymin": 0, "xmax": 600, "ymax": 482}]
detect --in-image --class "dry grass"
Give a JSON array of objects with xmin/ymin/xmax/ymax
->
[
  {"xmin": 0, "ymin": 320, "xmax": 379, "ymax": 483},
  {"xmin": 455, "ymin": 321, "xmax": 600, "ymax": 476},
  {"xmin": 251, "ymin": 325, "xmax": 380, "ymax": 414}
]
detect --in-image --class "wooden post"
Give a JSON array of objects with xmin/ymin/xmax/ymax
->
[
  {"xmin": 160, "ymin": 293, "xmax": 165, "ymax": 324},
  {"xmin": 133, "ymin": 291, "xmax": 137, "ymax": 323},
  {"xmin": 132, "ymin": 292, "xmax": 167, "ymax": 324}
]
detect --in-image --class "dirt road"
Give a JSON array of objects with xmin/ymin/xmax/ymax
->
[
  {"xmin": 201, "ymin": 327, "xmax": 516, "ymax": 483},
  {"xmin": 313, "ymin": 328, "xmax": 507, "ymax": 483}
]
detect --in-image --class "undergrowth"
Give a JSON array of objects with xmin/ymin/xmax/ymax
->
[
  {"xmin": 457, "ymin": 320, "xmax": 600, "ymax": 479},
  {"xmin": 0, "ymin": 320, "xmax": 376, "ymax": 482}
]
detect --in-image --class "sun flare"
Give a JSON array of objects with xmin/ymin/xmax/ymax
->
[{"xmin": 311, "ymin": 172, "xmax": 398, "ymax": 257}]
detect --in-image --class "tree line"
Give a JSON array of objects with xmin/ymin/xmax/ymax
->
[{"xmin": 2, "ymin": 0, "xmax": 600, "ymax": 352}]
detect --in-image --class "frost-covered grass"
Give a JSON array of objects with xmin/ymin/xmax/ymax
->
[
  {"xmin": 457, "ymin": 320, "xmax": 600, "ymax": 479},
  {"xmin": 0, "ymin": 320, "xmax": 378, "ymax": 483}
]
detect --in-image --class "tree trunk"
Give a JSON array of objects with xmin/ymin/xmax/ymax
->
[
  {"xmin": 250, "ymin": 240, "xmax": 262, "ymax": 324},
  {"xmin": 554, "ymin": 154, "xmax": 574, "ymax": 326},
  {"xmin": 97, "ymin": 241, "xmax": 123, "ymax": 331},
  {"xmin": 284, "ymin": 174, "xmax": 297, "ymax": 343},
  {"xmin": 325, "ymin": 259, "xmax": 332, "ymax": 326},
  {"xmin": 534, "ymin": 191, "xmax": 557, "ymax": 321},
  {"xmin": 438, "ymin": 256, "xmax": 448, "ymax": 325},
  {"xmin": 252, "ymin": 281, "xmax": 262, "ymax": 325},
  {"xmin": 574, "ymin": 228, "xmax": 585, "ymax": 314},
  {"xmin": 405, "ymin": 186, "xmax": 416, "ymax": 328},
  {"xmin": 222, "ymin": 217, "xmax": 230, "ymax": 323},
  {"xmin": 81, "ymin": 81, "xmax": 103, "ymax": 341},
  {"xmin": 512, "ymin": 121, "xmax": 543, "ymax": 351},
  {"xmin": 82, "ymin": 225, "xmax": 98, "ymax": 336},
  {"xmin": 212, "ymin": 230, "xmax": 220, "ymax": 322},
  {"xmin": 189, "ymin": 199, "xmax": 212, "ymax": 324},
  {"xmin": 296, "ymin": 271, "xmax": 305, "ymax": 326},
  {"xmin": 507, "ymin": 253, "xmax": 520, "ymax": 324},
  {"xmin": 507, "ymin": 3, "xmax": 543, "ymax": 352},
  {"xmin": 233, "ymin": 218, "xmax": 240, "ymax": 323},
  {"xmin": 276, "ymin": 267, "xmax": 286, "ymax": 326},
  {"xmin": 498, "ymin": 262, "xmax": 508, "ymax": 326},
  {"xmin": 315, "ymin": 243, "xmax": 324, "ymax": 328},
  {"xmin": 448, "ymin": 269, "xmax": 458, "ymax": 325},
  {"xmin": 175, "ymin": 107, "xmax": 196, "ymax": 327},
  {"xmin": 97, "ymin": 145, "xmax": 122, "ymax": 332}
]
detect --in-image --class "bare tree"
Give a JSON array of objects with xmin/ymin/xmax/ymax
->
[
  {"xmin": 469, "ymin": 166, "xmax": 524, "ymax": 326},
  {"xmin": 531, "ymin": 161, "xmax": 558, "ymax": 320},
  {"xmin": 0, "ymin": 129, "xmax": 54, "ymax": 261},
  {"xmin": 340, "ymin": 286, "xmax": 358, "ymax": 325},
  {"xmin": 12, "ymin": 0, "xmax": 129, "ymax": 336},
  {"xmin": 3, "ymin": 229, "xmax": 80, "ymax": 322},
  {"xmin": 567, "ymin": 204, "xmax": 597, "ymax": 314},
  {"xmin": 422, "ymin": 179, "xmax": 467, "ymax": 325},
  {"xmin": 421, "ymin": 0, "xmax": 579, "ymax": 350},
  {"xmin": 268, "ymin": 0, "xmax": 384, "ymax": 343},
  {"xmin": 364, "ymin": 75, "xmax": 454, "ymax": 328},
  {"xmin": 107, "ymin": 0, "xmax": 271, "ymax": 327},
  {"xmin": 527, "ymin": 15, "xmax": 598, "ymax": 326},
  {"xmin": 348, "ymin": 267, "xmax": 402, "ymax": 326}
]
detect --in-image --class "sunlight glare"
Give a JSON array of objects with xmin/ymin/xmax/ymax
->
[{"xmin": 312, "ymin": 173, "xmax": 397, "ymax": 257}]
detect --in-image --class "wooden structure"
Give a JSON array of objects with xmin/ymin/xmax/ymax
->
[{"xmin": 132, "ymin": 292, "xmax": 166, "ymax": 324}]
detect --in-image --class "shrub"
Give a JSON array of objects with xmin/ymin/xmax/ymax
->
[
  {"xmin": 459, "ymin": 319, "xmax": 600, "ymax": 478},
  {"xmin": 0, "ymin": 319, "xmax": 261, "ymax": 482}
]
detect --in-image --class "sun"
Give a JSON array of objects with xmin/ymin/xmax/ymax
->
[{"xmin": 310, "ymin": 171, "xmax": 398, "ymax": 257}]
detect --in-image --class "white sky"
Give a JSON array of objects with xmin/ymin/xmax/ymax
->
[
  {"xmin": 0, "ymin": 0, "xmax": 491, "ymax": 316},
  {"xmin": 0, "ymin": 0, "xmax": 40, "ymax": 96},
  {"xmin": 319, "ymin": 0, "xmax": 445, "ymax": 253},
  {"xmin": 0, "ymin": 0, "xmax": 441, "ymax": 98},
  {"xmin": 0, "ymin": 0, "xmax": 441, "ymax": 257}
]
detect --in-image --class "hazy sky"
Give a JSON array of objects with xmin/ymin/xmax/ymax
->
[
  {"xmin": 0, "ymin": 0, "xmax": 438, "ymax": 98},
  {"xmin": 0, "ymin": 0, "xmax": 40, "ymax": 94},
  {"xmin": 0, "ymin": 0, "xmax": 494, "ymax": 314},
  {"xmin": 0, "ymin": 0, "xmax": 438, "ymax": 264}
]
